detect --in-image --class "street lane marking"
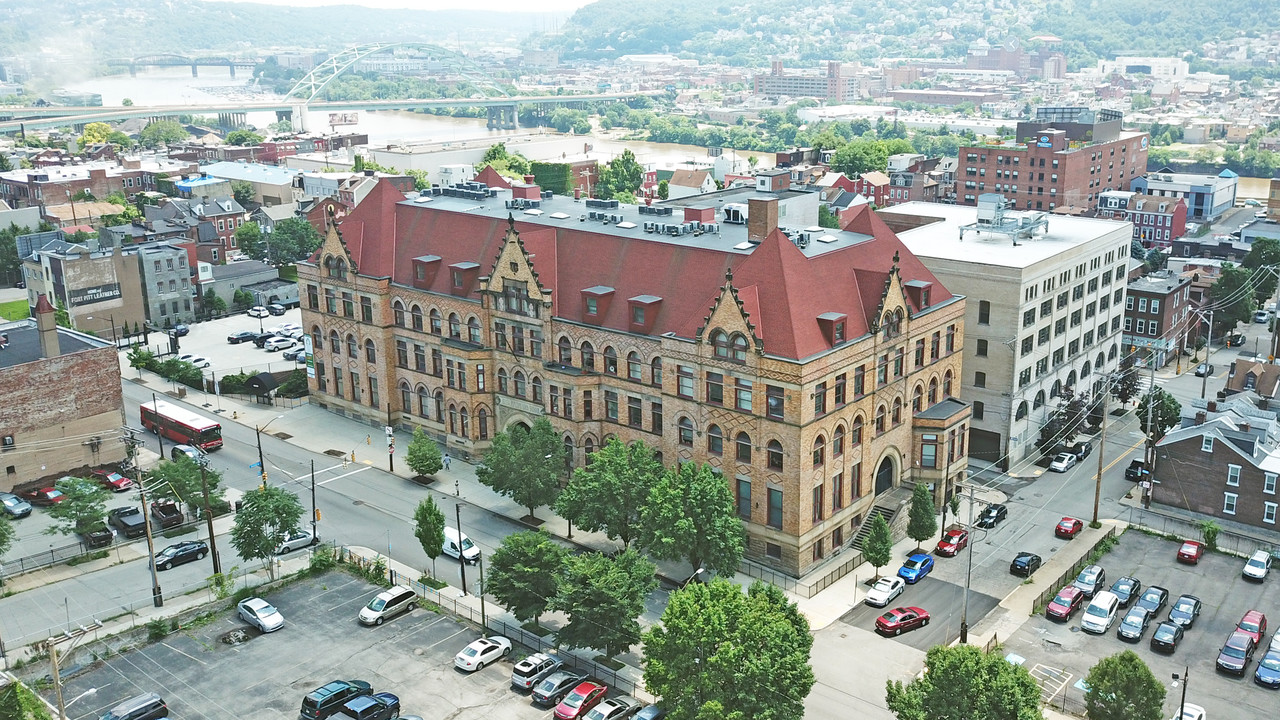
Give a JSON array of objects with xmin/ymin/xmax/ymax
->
[{"xmin": 316, "ymin": 466, "xmax": 373, "ymax": 486}]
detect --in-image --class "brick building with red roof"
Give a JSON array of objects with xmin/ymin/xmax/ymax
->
[{"xmin": 298, "ymin": 178, "xmax": 969, "ymax": 577}]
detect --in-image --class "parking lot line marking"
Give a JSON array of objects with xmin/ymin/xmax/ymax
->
[
  {"xmin": 161, "ymin": 640, "xmax": 207, "ymax": 666},
  {"xmin": 316, "ymin": 466, "xmax": 373, "ymax": 486}
]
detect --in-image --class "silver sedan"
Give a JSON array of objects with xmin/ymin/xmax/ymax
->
[{"xmin": 237, "ymin": 597, "xmax": 285, "ymax": 633}]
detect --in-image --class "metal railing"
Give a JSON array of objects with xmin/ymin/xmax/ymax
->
[
  {"xmin": 0, "ymin": 540, "xmax": 99, "ymax": 578},
  {"xmin": 1031, "ymin": 526, "xmax": 1119, "ymax": 612}
]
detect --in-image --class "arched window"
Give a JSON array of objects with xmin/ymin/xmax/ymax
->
[
  {"xmin": 731, "ymin": 334, "xmax": 749, "ymax": 363},
  {"xmin": 532, "ymin": 377, "xmax": 543, "ymax": 403},
  {"xmin": 813, "ymin": 435, "xmax": 826, "ymax": 467},
  {"xmin": 311, "ymin": 326, "xmax": 323, "ymax": 350},
  {"xmin": 448, "ymin": 313, "xmax": 461, "ymax": 339},
  {"xmin": 581, "ymin": 342, "xmax": 596, "ymax": 372},
  {"xmin": 558, "ymin": 337, "xmax": 573, "ymax": 365},
  {"xmin": 513, "ymin": 370, "xmax": 527, "ymax": 398},
  {"xmin": 460, "ymin": 407, "xmax": 469, "ymax": 438},
  {"xmin": 833, "ymin": 425, "xmax": 845, "ymax": 457},
  {"xmin": 563, "ymin": 436, "xmax": 575, "ymax": 470},
  {"xmin": 448, "ymin": 404, "xmax": 457, "ymax": 435},
  {"xmin": 928, "ymin": 378, "xmax": 938, "ymax": 405},
  {"xmin": 584, "ymin": 437, "xmax": 596, "ymax": 463},
  {"xmin": 912, "ymin": 384, "xmax": 923, "ymax": 412},
  {"xmin": 434, "ymin": 390, "xmax": 444, "ymax": 422},
  {"xmin": 467, "ymin": 317, "xmax": 481, "ymax": 345},
  {"xmin": 392, "ymin": 300, "xmax": 405, "ymax": 327},
  {"xmin": 497, "ymin": 368, "xmax": 509, "ymax": 394},
  {"xmin": 478, "ymin": 408, "xmax": 489, "ymax": 440},
  {"xmin": 416, "ymin": 385, "xmax": 429, "ymax": 418},
  {"xmin": 767, "ymin": 440, "xmax": 784, "ymax": 470},
  {"xmin": 678, "ymin": 417, "xmax": 694, "ymax": 446},
  {"xmin": 651, "ymin": 357, "xmax": 663, "ymax": 386},
  {"xmin": 1081, "ymin": 360, "xmax": 1091, "ymax": 378},
  {"xmin": 399, "ymin": 382, "xmax": 411, "ymax": 413},
  {"xmin": 881, "ymin": 310, "xmax": 902, "ymax": 339},
  {"xmin": 875, "ymin": 405, "xmax": 886, "ymax": 433},
  {"xmin": 1033, "ymin": 391, "xmax": 1045, "ymax": 410},
  {"xmin": 346, "ymin": 334, "xmax": 357, "ymax": 358},
  {"xmin": 892, "ymin": 397, "xmax": 903, "ymax": 425},
  {"xmin": 329, "ymin": 330, "xmax": 340, "ymax": 353},
  {"xmin": 603, "ymin": 346, "xmax": 618, "ymax": 375},
  {"xmin": 1051, "ymin": 380, "xmax": 1062, "ymax": 398},
  {"xmin": 1016, "ymin": 401, "xmax": 1029, "ymax": 420},
  {"xmin": 707, "ymin": 424, "xmax": 723, "ymax": 455},
  {"xmin": 411, "ymin": 305, "xmax": 424, "ymax": 331},
  {"xmin": 736, "ymin": 432, "xmax": 752, "ymax": 463},
  {"xmin": 943, "ymin": 370, "xmax": 953, "ymax": 397},
  {"xmin": 851, "ymin": 416, "xmax": 864, "ymax": 446},
  {"xmin": 712, "ymin": 330, "xmax": 731, "ymax": 359},
  {"xmin": 429, "ymin": 309, "xmax": 441, "ymax": 335},
  {"xmin": 364, "ymin": 339, "xmax": 376, "ymax": 362},
  {"xmin": 627, "ymin": 352, "xmax": 643, "ymax": 381}
]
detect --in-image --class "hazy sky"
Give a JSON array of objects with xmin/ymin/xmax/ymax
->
[{"xmin": 211, "ymin": 0, "xmax": 592, "ymax": 13}]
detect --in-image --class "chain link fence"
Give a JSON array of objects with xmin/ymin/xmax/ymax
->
[{"xmin": 1125, "ymin": 506, "xmax": 1275, "ymax": 558}]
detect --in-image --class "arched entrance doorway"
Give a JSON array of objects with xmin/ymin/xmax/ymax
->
[
  {"xmin": 875, "ymin": 456, "xmax": 895, "ymax": 495},
  {"xmin": 510, "ymin": 420, "xmax": 531, "ymax": 434}
]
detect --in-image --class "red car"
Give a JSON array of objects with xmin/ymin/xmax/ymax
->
[
  {"xmin": 1176, "ymin": 541, "xmax": 1205, "ymax": 564},
  {"xmin": 1238, "ymin": 609, "xmax": 1268, "ymax": 643},
  {"xmin": 935, "ymin": 529, "xmax": 969, "ymax": 557},
  {"xmin": 21, "ymin": 487, "xmax": 65, "ymax": 506},
  {"xmin": 91, "ymin": 469, "xmax": 134, "ymax": 493},
  {"xmin": 1045, "ymin": 586, "xmax": 1084, "ymax": 621},
  {"xmin": 875, "ymin": 606, "xmax": 930, "ymax": 636},
  {"xmin": 1055, "ymin": 517, "xmax": 1084, "ymax": 539},
  {"xmin": 553, "ymin": 681, "xmax": 607, "ymax": 720}
]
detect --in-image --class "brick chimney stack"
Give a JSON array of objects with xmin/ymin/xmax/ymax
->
[
  {"xmin": 34, "ymin": 293, "xmax": 59, "ymax": 359},
  {"xmin": 747, "ymin": 197, "xmax": 779, "ymax": 244}
]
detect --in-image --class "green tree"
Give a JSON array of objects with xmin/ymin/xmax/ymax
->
[
  {"xmin": 53, "ymin": 299, "xmax": 71, "ymax": 328},
  {"xmin": 231, "ymin": 288, "xmax": 254, "ymax": 310},
  {"xmin": 486, "ymin": 529, "xmax": 567, "ymax": 624},
  {"xmin": 644, "ymin": 579, "xmax": 814, "ymax": 720},
  {"xmin": 0, "ymin": 154, "xmax": 11, "ymax": 172},
  {"xmin": 596, "ymin": 149, "xmax": 644, "ymax": 200},
  {"xmin": 640, "ymin": 461, "xmax": 744, "ymax": 576},
  {"xmin": 1084, "ymin": 650, "xmax": 1165, "ymax": 720},
  {"xmin": 1209, "ymin": 262, "xmax": 1256, "ymax": 334},
  {"xmin": 1144, "ymin": 248, "xmax": 1167, "ymax": 272},
  {"xmin": 122, "ymin": 98, "xmax": 133, "ymax": 106},
  {"xmin": 231, "ymin": 180, "xmax": 255, "ymax": 208},
  {"xmin": 1113, "ymin": 356, "xmax": 1141, "ymax": 405},
  {"xmin": 230, "ymin": 485, "xmax": 304, "ymax": 580},
  {"xmin": 552, "ymin": 548, "xmax": 656, "ymax": 659},
  {"xmin": 1199, "ymin": 518, "xmax": 1221, "ymax": 551},
  {"xmin": 405, "ymin": 426, "xmax": 443, "ymax": 478},
  {"xmin": 43, "ymin": 476, "xmax": 109, "ymax": 538},
  {"xmin": 266, "ymin": 218, "xmax": 323, "ymax": 265},
  {"xmin": 149, "ymin": 456, "xmax": 225, "ymax": 514},
  {"xmin": 475, "ymin": 417, "xmax": 564, "ymax": 520},
  {"xmin": 225, "ymin": 130, "xmax": 264, "ymax": 146},
  {"xmin": 1243, "ymin": 236, "xmax": 1280, "ymax": 303},
  {"xmin": 818, "ymin": 204, "xmax": 840, "ymax": 229},
  {"xmin": 0, "ymin": 513, "xmax": 13, "ymax": 560},
  {"xmin": 0, "ymin": 222, "xmax": 33, "ymax": 278},
  {"xmin": 863, "ymin": 512, "xmax": 893, "ymax": 580},
  {"xmin": 0, "ymin": 677, "xmax": 54, "ymax": 720},
  {"xmin": 831, "ymin": 139, "xmax": 894, "ymax": 176},
  {"xmin": 885, "ymin": 644, "xmax": 1040, "ymax": 720},
  {"xmin": 1135, "ymin": 387, "xmax": 1181, "ymax": 443},
  {"xmin": 78, "ymin": 121, "xmax": 114, "ymax": 149},
  {"xmin": 906, "ymin": 482, "xmax": 937, "ymax": 551},
  {"xmin": 234, "ymin": 222, "xmax": 265, "ymax": 261},
  {"xmin": 556, "ymin": 437, "xmax": 662, "ymax": 549},
  {"xmin": 139, "ymin": 120, "xmax": 189, "ymax": 148},
  {"xmin": 202, "ymin": 288, "xmax": 227, "ymax": 316},
  {"xmin": 412, "ymin": 496, "xmax": 446, "ymax": 578}
]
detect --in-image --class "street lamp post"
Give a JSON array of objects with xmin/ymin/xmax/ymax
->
[
  {"xmin": 1172, "ymin": 666, "xmax": 1189, "ymax": 720},
  {"xmin": 455, "ymin": 503, "xmax": 468, "ymax": 595},
  {"xmin": 960, "ymin": 483, "xmax": 975, "ymax": 643},
  {"xmin": 255, "ymin": 414, "xmax": 284, "ymax": 487}
]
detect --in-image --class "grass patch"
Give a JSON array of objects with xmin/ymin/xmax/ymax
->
[
  {"xmin": 67, "ymin": 550, "xmax": 110, "ymax": 566},
  {"xmin": 278, "ymin": 265, "xmax": 298, "ymax": 281},
  {"xmin": 0, "ymin": 298, "xmax": 30, "ymax": 321},
  {"xmin": 417, "ymin": 574, "xmax": 448, "ymax": 590},
  {"xmin": 592, "ymin": 655, "xmax": 625, "ymax": 670},
  {"xmin": 521, "ymin": 621, "xmax": 553, "ymax": 637},
  {"xmin": 161, "ymin": 524, "xmax": 198, "ymax": 539}
]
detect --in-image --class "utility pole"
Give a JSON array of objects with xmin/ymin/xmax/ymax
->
[
  {"xmin": 199, "ymin": 464, "xmax": 220, "ymax": 575},
  {"xmin": 310, "ymin": 459, "xmax": 318, "ymax": 539},
  {"xmin": 960, "ymin": 483, "xmax": 975, "ymax": 644},
  {"xmin": 386, "ymin": 403, "xmax": 395, "ymax": 473},
  {"xmin": 455, "ymin": 503, "xmax": 468, "ymax": 595},
  {"xmin": 1174, "ymin": 666, "xmax": 1190, "ymax": 720},
  {"xmin": 477, "ymin": 556, "xmax": 488, "ymax": 631},
  {"xmin": 1093, "ymin": 387, "xmax": 1107, "ymax": 526},
  {"xmin": 122, "ymin": 427, "xmax": 162, "ymax": 607},
  {"xmin": 49, "ymin": 639, "xmax": 66, "ymax": 720},
  {"xmin": 1201, "ymin": 309, "xmax": 1214, "ymax": 399},
  {"xmin": 256, "ymin": 424, "xmax": 268, "ymax": 488}
]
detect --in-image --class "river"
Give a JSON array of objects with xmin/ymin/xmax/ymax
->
[{"xmin": 62, "ymin": 67, "xmax": 768, "ymax": 171}]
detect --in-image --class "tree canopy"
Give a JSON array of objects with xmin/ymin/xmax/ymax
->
[
  {"xmin": 1208, "ymin": 262, "xmax": 1255, "ymax": 334},
  {"xmin": 475, "ymin": 417, "xmax": 564, "ymax": 520},
  {"xmin": 234, "ymin": 222, "xmax": 265, "ymax": 261},
  {"xmin": 552, "ymin": 548, "xmax": 656, "ymax": 659},
  {"xmin": 230, "ymin": 485, "xmax": 304, "ymax": 580},
  {"xmin": 406, "ymin": 427, "xmax": 443, "ymax": 478},
  {"xmin": 0, "ymin": 514, "xmax": 13, "ymax": 560},
  {"xmin": 906, "ymin": 482, "xmax": 937, "ymax": 550},
  {"xmin": 1135, "ymin": 387, "xmax": 1182, "ymax": 443},
  {"xmin": 1084, "ymin": 650, "xmax": 1165, "ymax": 720},
  {"xmin": 148, "ymin": 455, "xmax": 225, "ymax": 514},
  {"xmin": 266, "ymin": 218, "xmax": 323, "ymax": 265},
  {"xmin": 412, "ymin": 495, "xmax": 446, "ymax": 577},
  {"xmin": 594, "ymin": 149, "xmax": 644, "ymax": 200},
  {"xmin": 139, "ymin": 120, "xmax": 189, "ymax": 148},
  {"xmin": 885, "ymin": 644, "xmax": 1040, "ymax": 720},
  {"xmin": 225, "ymin": 129, "xmax": 264, "ymax": 146},
  {"xmin": 555, "ymin": 437, "xmax": 662, "ymax": 549},
  {"xmin": 863, "ymin": 512, "xmax": 893, "ymax": 579},
  {"xmin": 1243, "ymin": 236, "xmax": 1280, "ymax": 303},
  {"xmin": 44, "ymin": 476, "xmax": 108, "ymax": 537},
  {"xmin": 639, "ymin": 461, "xmax": 744, "ymax": 576},
  {"xmin": 486, "ymin": 529, "xmax": 567, "ymax": 624}
]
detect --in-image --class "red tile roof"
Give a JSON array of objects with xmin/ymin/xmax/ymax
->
[{"xmin": 334, "ymin": 180, "xmax": 954, "ymax": 360}]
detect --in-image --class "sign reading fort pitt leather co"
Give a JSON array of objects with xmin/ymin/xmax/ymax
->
[{"xmin": 68, "ymin": 282, "xmax": 122, "ymax": 306}]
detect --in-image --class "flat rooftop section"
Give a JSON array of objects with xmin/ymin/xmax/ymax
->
[
  {"xmin": 0, "ymin": 321, "xmax": 108, "ymax": 370},
  {"xmin": 1128, "ymin": 271, "xmax": 1188, "ymax": 294},
  {"xmin": 879, "ymin": 201, "xmax": 1130, "ymax": 269},
  {"xmin": 202, "ymin": 161, "xmax": 300, "ymax": 185},
  {"xmin": 403, "ymin": 188, "xmax": 874, "ymax": 258}
]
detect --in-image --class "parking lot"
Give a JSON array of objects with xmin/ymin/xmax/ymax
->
[
  {"xmin": 38, "ymin": 572, "xmax": 606, "ymax": 720},
  {"xmin": 159, "ymin": 307, "xmax": 307, "ymax": 379},
  {"xmin": 1002, "ymin": 530, "xmax": 1280, "ymax": 719}
]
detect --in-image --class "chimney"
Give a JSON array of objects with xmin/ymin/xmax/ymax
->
[
  {"xmin": 574, "ymin": 187, "xmax": 582, "ymax": 200},
  {"xmin": 34, "ymin": 293, "xmax": 59, "ymax": 358},
  {"xmin": 1207, "ymin": 400, "xmax": 1218, "ymax": 412},
  {"xmin": 1240, "ymin": 421, "xmax": 1251, "ymax": 433},
  {"xmin": 747, "ymin": 197, "xmax": 779, "ymax": 244},
  {"xmin": 1194, "ymin": 411, "xmax": 1207, "ymax": 425},
  {"xmin": 523, "ymin": 175, "xmax": 536, "ymax": 185}
]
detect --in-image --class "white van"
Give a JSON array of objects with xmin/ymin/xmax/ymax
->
[
  {"xmin": 443, "ymin": 527, "xmax": 481, "ymax": 565},
  {"xmin": 1079, "ymin": 590, "xmax": 1120, "ymax": 634}
]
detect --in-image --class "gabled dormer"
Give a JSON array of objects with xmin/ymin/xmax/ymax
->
[
  {"xmin": 628, "ymin": 295, "xmax": 662, "ymax": 334},
  {"xmin": 817, "ymin": 312, "xmax": 849, "ymax": 347},
  {"xmin": 449, "ymin": 261, "xmax": 480, "ymax": 296},
  {"xmin": 696, "ymin": 268, "xmax": 763, "ymax": 360},
  {"xmin": 581, "ymin": 286, "xmax": 615, "ymax": 325},
  {"xmin": 411, "ymin": 255, "xmax": 441, "ymax": 290},
  {"xmin": 903, "ymin": 279, "xmax": 933, "ymax": 312},
  {"xmin": 317, "ymin": 204, "xmax": 357, "ymax": 281},
  {"xmin": 484, "ymin": 216, "xmax": 551, "ymax": 318}
]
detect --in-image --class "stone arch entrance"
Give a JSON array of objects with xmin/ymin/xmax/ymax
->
[
  {"xmin": 875, "ymin": 456, "xmax": 895, "ymax": 495},
  {"xmin": 509, "ymin": 420, "xmax": 531, "ymax": 433}
]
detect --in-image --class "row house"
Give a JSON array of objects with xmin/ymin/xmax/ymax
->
[
  {"xmin": 1096, "ymin": 190, "xmax": 1188, "ymax": 248},
  {"xmin": 0, "ymin": 157, "xmax": 197, "ymax": 209},
  {"xmin": 1122, "ymin": 270, "xmax": 1195, "ymax": 367},
  {"xmin": 299, "ymin": 179, "xmax": 969, "ymax": 577}
]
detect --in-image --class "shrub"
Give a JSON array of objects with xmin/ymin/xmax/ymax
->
[
  {"xmin": 219, "ymin": 372, "xmax": 251, "ymax": 395},
  {"xmin": 309, "ymin": 545, "xmax": 337, "ymax": 575},
  {"xmin": 277, "ymin": 369, "xmax": 309, "ymax": 398},
  {"xmin": 146, "ymin": 618, "xmax": 169, "ymax": 642}
]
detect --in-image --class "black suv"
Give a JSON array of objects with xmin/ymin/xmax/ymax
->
[
  {"xmin": 339, "ymin": 693, "xmax": 399, "ymax": 720},
  {"xmin": 109, "ymin": 506, "xmax": 147, "ymax": 539},
  {"xmin": 300, "ymin": 680, "xmax": 373, "ymax": 720},
  {"xmin": 253, "ymin": 331, "xmax": 279, "ymax": 348},
  {"xmin": 101, "ymin": 693, "xmax": 167, "ymax": 720},
  {"xmin": 152, "ymin": 540, "xmax": 207, "ymax": 570}
]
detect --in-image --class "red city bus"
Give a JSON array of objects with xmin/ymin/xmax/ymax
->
[{"xmin": 140, "ymin": 400, "xmax": 223, "ymax": 451}]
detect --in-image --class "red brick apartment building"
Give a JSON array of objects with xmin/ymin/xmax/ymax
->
[{"xmin": 1096, "ymin": 190, "xmax": 1188, "ymax": 248}]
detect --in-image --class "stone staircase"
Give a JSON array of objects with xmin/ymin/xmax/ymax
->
[{"xmin": 850, "ymin": 485, "xmax": 915, "ymax": 551}]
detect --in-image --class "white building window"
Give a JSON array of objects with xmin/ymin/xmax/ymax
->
[
  {"xmin": 1202, "ymin": 436, "xmax": 1214, "ymax": 452},
  {"xmin": 1151, "ymin": 299, "xmax": 1160, "ymax": 313},
  {"xmin": 1267, "ymin": 473, "xmax": 1277, "ymax": 495},
  {"xmin": 1224, "ymin": 492, "xmax": 1238, "ymax": 515},
  {"xmin": 1227, "ymin": 464, "xmax": 1241, "ymax": 486},
  {"xmin": 1266, "ymin": 502, "xmax": 1278, "ymax": 525}
]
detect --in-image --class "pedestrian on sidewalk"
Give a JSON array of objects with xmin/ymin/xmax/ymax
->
[{"xmin": 443, "ymin": 453, "xmax": 451, "ymax": 470}]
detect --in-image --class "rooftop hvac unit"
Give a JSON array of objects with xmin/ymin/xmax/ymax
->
[
  {"xmin": 611, "ymin": 214, "xmax": 624, "ymax": 223},
  {"xmin": 644, "ymin": 222, "xmax": 657, "ymax": 233},
  {"xmin": 542, "ymin": 190, "xmax": 553, "ymax": 199},
  {"xmin": 488, "ymin": 188, "xmax": 498, "ymax": 197}
]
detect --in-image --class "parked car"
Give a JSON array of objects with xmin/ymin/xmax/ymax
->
[
  {"xmin": 897, "ymin": 553, "xmax": 934, "ymax": 584},
  {"xmin": 1256, "ymin": 310, "xmax": 1270, "ymax": 323},
  {"xmin": 1072, "ymin": 565, "xmax": 1106, "ymax": 598},
  {"xmin": 21, "ymin": 487, "xmax": 65, "ymax": 506},
  {"xmin": 1168, "ymin": 595, "xmax": 1203, "ymax": 629},
  {"xmin": 359, "ymin": 586, "xmax": 417, "ymax": 626},
  {"xmin": 299, "ymin": 681, "xmax": 373, "ymax": 720},
  {"xmin": 1255, "ymin": 650, "xmax": 1280, "ymax": 688},
  {"xmin": 1046, "ymin": 587, "xmax": 1085, "ymax": 621},
  {"xmin": 108, "ymin": 506, "xmax": 147, "ymax": 538},
  {"xmin": 1117, "ymin": 606, "xmax": 1152, "ymax": 642},
  {"xmin": 875, "ymin": 606, "xmax": 930, "ymax": 636},
  {"xmin": 1173, "ymin": 705, "xmax": 1207, "ymax": 720},
  {"xmin": 177, "ymin": 354, "xmax": 211, "ymax": 368},
  {"xmin": 864, "ymin": 576, "xmax": 906, "ymax": 608},
  {"xmin": 1110, "ymin": 576, "xmax": 1142, "ymax": 607},
  {"xmin": 1177, "ymin": 541, "xmax": 1205, "ymax": 564},
  {"xmin": 1243, "ymin": 549, "xmax": 1273, "ymax": 581},
  {"xmin": 1069, "ymin": 441, "xmax": 1093, "ymax": 460},
  {"xmin": 227, "ymin": 330, "xmax": 257, "ymax": 344},
  {"xmin": 454, "ymin": 636, "xmax": 511, "ymax": 671},
  {"xmin": 1055, "ymin": 517, "xmax": 1084, "ymax": 539},
  {"xmin": 976, "ymin": 503, "xmax": 1007, "ymax": 528},
  {"xmin": 169, "ymin": 324, "xmax": 189, "ymax": 337},
  {"xmin": 1009, "ymin": 552, "xmax": 1042, "ymax": 577},
  {"xmin": 91, "ymin": 469, "xmax": 134, "ymax": 492},
  {"xmin": 1226, "ymin": 333, "xmax": 1247, "ymax": 347},
  {"xmin": 339, "ymin": 693, "xmax": 399, "ymax": 720},
  {"xmin": 511, "ymin": 652, "xmax": 563, "ymax": 691},
  {"xmin": 265, "ymin": 336, "xmax": 296, "ymax": 352},
  {"xmin": 0, "ymin": 491, "xmax": 33, "ymax": 518},
  {"xmin": 252, "ymin": 331, "xmax": 278, "ymax": 348},
  {"xmin": 248, "ymin": 306, "xmax": 270, "ymax": 318},
  {"xmin": 1150, "ymin": 622, "xmax": 1185, "ymax": 653},
  {"xmin": 78, "ymin": 519, "xmax": 114, "ymax": 549},
  {"xmin": 554, "ymin": 682, "xmax": 608, "ymax": 720},
  {"xmin": 267, "ymin": 303, "xmax": 287, "ymax": 316},
  {"xmin": 238, "ymin": 597, "xmax": 284, "ymax": 633},
  {"xmin": 634, "ymin": 706, "xmax": 665, "ymax": 720},
  {"xmin": 1237, "ymin": 610, "xmax": 1268, "ymax": 643},
  {"xmin": 100, "ymin": 693, "xmax": 168, "ymax": 720},
  {"xmin": 1048, "ymin": 453, "xmax": 1077, "ymax": 472},
  {"xmin": 1194, "ymin": 363, "xmax": 1214, "ymax": 377},
  {"xmin": 935, "ymin": 529, "xmax": 968, "ymax": 557},
  {"xmin": 150, "ymin": 501, "xmax": 184, "ymax": 529},
  {"xmin": 1124, "ymin": 459, "xmax": 1150, "ymax": 481},
  {"xmin": 152, "ymin": 540, "xmax": 208, "ymax": 570},
  {"xmin": 1135, "ymin": 586, "xmax": 1169, "ymax": 615},
  {"xmin": 532, "ymin": 671, "xmax": 589, "ymax": 707},
  {"xmin": 283, "ymin": 347, "xmax": 307, "ymax": 361},
  {"xmin": 584, "ymin": 697, "xmax": 641, "ymax": 720},
  {"xmin": 1218, "ymin": 631, "xmax": 1257, "ymax": 675},
  {"xmin": 276, "ymin": 528, "xmax": 317, "ymax": 554},
  {"xmin": 1080, "ymin": 591, "xmax": 1121, "ymax": 634}
]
